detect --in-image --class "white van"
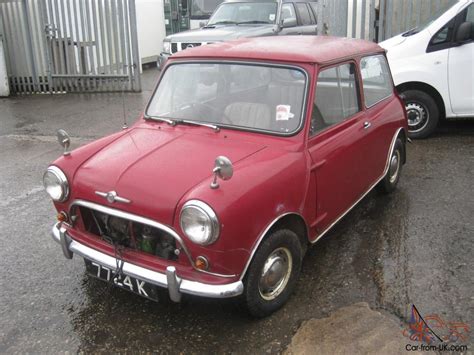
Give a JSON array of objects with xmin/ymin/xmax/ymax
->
[{"xmin": 381, "ymin": 0, "xmax": 473, "ymax": 138}]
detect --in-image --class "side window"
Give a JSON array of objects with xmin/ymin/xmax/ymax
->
[
  {"xmin": 428, "ymin": 4, "xmax": 474, "ymax": 52},
  {"xmin": 309, "ymin": 3, "xmax": 318, "ymax": 24},
  {"xmin": 360, "ymin": 55, "xmax": 393, "ymax": 107},
  {"xmin": 430, "ymin": 19, "xmax": 455, "ymax": 46},
  {"xmin": 295, "ymin": 3, "xmax": 312, "ymax": 25},
  {"xmin": 467, "ymin": 4, "xmax": 474, "ymax": 23},
  {"xmin": 310, "ymin": 63, "xmax": 360, "ymax": 136},
  {"xmin": 281, "ymin": 3, "xmax": 296, "ymax": 22}
]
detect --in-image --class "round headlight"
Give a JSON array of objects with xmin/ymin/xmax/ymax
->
[
  {"xmin": 180, "ymin": 200, "xmax": 220, "ymax": 245},
  {"xmin": 163, "ymin": 41, "xmax": 171, "ymax": 54},
  {"xmin": 43, "ymin": 166, "xmax": 69, "ymax": 202}
]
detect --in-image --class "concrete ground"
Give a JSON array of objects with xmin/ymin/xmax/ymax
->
[{"xmin": 0, "ymin": 68, "xmax": 473, "ymax": 354}]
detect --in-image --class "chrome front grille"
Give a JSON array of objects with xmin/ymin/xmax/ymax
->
[
  {"xmin": 170, "ymin": 42, "xmax": 203, "ymax": 54},
  {"xmin": 75, "ymin": 205, "xmax": 178, "ymax": 261}
]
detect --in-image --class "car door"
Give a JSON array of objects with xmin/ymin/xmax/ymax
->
[
  {"xmin": 358, "ymin": 54, "xmax": 398, "ymax": 187},
  {"xmin": 448, "ymin": 3, "xmax": 474, "ymax": 115},
  {"xmin": 307, "ymin": 62, "xmax": 366, "ymax": 238}
]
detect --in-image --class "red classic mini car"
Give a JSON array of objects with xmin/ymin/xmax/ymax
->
[{"xmin": 44, "ymin": 36, "xmax": 408, "ymax": 317}]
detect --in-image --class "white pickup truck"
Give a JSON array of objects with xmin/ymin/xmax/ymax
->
[{"xmin": 381, "ymin": 0, "xmax": 473, "ymax": 138}]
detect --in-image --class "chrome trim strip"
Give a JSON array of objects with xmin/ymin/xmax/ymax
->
[
  {"xmin": 51, "ymin": 223, "xmax": 243, "ymax": 299},
  {"xmin": 238, "ymin": 128, "xmax": 404, "ymax": 279},
  {"xmin": 310, "ymin": 127, "xmax": 404, "ymax": 244},
  {"xmin": 69, "ymin": 200, "xmax": 236, "ymax": 278},
  {"xmin": 238, "ymin": 212, "xmax": 307, "ymax": 281}
]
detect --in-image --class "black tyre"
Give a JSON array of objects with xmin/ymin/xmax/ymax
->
[
  {"xmin": 378, "ymin": 138, "xmax": 404, "ymax": 194},
  {"xmin": 243, "ymin": 229, "xmax": 302, "ymax": 318},
  {"xmin": 402, "ymin": 89, "xmax": 439, "ymax": 139}
]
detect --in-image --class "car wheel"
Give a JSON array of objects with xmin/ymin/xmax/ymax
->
[
  {"xmin": 378, "ymin": 138, "xmax": 404, "ymax": 194},
  {"xmin": 402, "ymin": 89, "xmax": 439, "ymax": 139},
  {"xmin": 243, "ymin": 229, "xmax": 302, "ymax": 318}
]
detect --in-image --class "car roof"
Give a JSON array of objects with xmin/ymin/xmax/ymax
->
[{"xmin": 171, "ymin": 36, "xmax": 385, "ymax": 65}]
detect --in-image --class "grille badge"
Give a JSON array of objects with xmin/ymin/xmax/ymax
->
[{"xmin": 95, "ymin": 190, "xmax": 131, "ymax": 204}]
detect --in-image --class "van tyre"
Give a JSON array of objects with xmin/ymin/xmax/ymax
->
[
  {"xmin": 403, "ymin": 89, "xmax": 439, "ymax": 139},
  {"xmin": 378, "ymin": 138, "xmax": 404, "ymax": 194},
  {"xmin": 243, "ymin": 229, "xmax": 302, "ymax": 317}
]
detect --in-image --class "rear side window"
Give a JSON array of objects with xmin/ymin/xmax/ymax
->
[
  {"xmin": 360, "ymin": 55, "xmax": 393, "ymax": 107},
  {"xmin": 295, "ymin": 3, "xmax": 312, "ymax": 25},
  {"xmin": 310, "ymin": 63, "xmax": 360, "ymax": 136}
]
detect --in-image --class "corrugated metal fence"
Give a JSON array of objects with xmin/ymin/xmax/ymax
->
[
  {"xmin": 0, "ymin": 0, "xmax": 141, "ymax": 94},
  {"xmin": 318, "ymin": 0, "xmax": 457, "ymax": 42}
]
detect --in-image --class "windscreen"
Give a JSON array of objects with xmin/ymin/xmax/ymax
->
[
  {"xmin": 208, "ymin": 2, "xmax": 278, "ymax": 25},
  {"xmin": 146, "ymin": 63, "xmax": 307, "ymax": 135},
  {"xmin": 191, "ymin": 0, "xmax": 223, "ymax": 19}
]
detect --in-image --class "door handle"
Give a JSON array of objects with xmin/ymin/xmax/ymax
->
[{"xmin": 363, "ymin": 121, "xmax": 371, "ymax": 129}]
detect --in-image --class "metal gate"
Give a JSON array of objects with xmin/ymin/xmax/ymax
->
[
  {"xmin": 317, "ymin": 0, "xmax": 456, "ymax": 43},
  {"xmin": 0, "ymin": 0, "xmax": 141, "ymax": 94}
]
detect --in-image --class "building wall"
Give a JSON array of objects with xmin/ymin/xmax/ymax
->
[
  {"xmin": 136, "ymin": 0, "xmax": 167, "ymax": 64},
  {"xmin": 345, "ymin": 0, "xmax": 457, "ymax": 41}
]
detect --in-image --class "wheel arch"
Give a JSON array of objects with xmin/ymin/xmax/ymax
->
[
  {"xmin": 396, "ymin": 81, "xmax": 446, "ymax": 120},
  {"xmin": 397, "ymin": 128, "xmax": 407, "ymax": 165},
  {"xmin": 239, "ymin": 212, "xmax": 309, "ymax": 281}
]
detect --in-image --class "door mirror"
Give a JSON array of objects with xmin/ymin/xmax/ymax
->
[
  {"xmin": 199, "ymin": 21, "xmax": 208, "ymax": 27},
  {"xmin": 210, "ymin": 156, "xmax": 233, "ymax": 189},
  {"xmin": 455, "ymin": 21, "xmax": 473, "ymax": 43},
  {"xmin": 57, "ymin": 129, "xmax": 71, "ymax": 156},
  {"xmin": 282, "ymin": 17, "xmax": 297, "ymax": 28}
]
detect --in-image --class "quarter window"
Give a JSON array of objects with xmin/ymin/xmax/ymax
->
[
  {"xmin": 360, "ymin": 55, "xmax": 393, "ymax": 107},
  {"xmin": 310, "ymin": 63, "xmax": 360, "ymax": 136}
]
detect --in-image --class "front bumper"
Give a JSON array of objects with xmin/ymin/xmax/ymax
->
[{"xmin": 51, "ymin": 222, "xmax": 243, "ymax": 301}]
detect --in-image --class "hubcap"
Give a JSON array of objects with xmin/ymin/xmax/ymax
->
[
  {"xmin": 258, "ymin": 247, "xmax": 292, "ymax": 301},
  {"xmin": 389, "ymin": 150, "xmax": 401, "ymax": 184},
  {"xmin": 406, "ymin": 102, "xmax": 429, "ymax": 133}
]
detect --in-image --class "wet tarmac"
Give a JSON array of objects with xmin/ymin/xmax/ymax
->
[{"xmin": 0, "ymin": 68, "xmax": 473, "ymax": 353}]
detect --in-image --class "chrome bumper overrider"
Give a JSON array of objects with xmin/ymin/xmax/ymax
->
[{"xmin": 51, "ymin": 223, "xmax": 243, "ymax": 301}]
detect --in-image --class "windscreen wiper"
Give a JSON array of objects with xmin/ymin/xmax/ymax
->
[
  {"xmin": 206, "ymin": 20, "xmax": 238, "ymax": 26},
  {"xmin": 237, "ymin": 20, "xmax": 270, "ymax": 24},
  {"xmin": 146, "ymin": 115, "xmax": 177, "ymax": 126},
  {"xmin": 402, "ymin": 27, "xmax": 419, "ymax": 36},
  {"xmin": 175, "ymin": 119, "xmax": 220, "ymax": 132}
]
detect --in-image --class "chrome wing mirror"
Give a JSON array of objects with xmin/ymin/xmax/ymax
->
[
  {"xmin": 57, "ymin": 129, "xmax": 71, "ymax": 156},
  {"xmin": 210, "ymin": 156, "xmax": 233, "ymax": 189}
]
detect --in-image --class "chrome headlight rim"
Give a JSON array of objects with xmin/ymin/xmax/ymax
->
[
  {"xmin": 163, "ymin": 40, "xmax": 171, "ymax": 54},
  {"xmin": 43, "ymin": 166, "xmax": 69, "ymax": 202},
  {"xmin": 180, "ymin": 200, "xmax": 220, "ymax": 246}
]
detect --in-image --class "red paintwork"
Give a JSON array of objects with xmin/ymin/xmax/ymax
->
[{"xmin": 50, "ymin": 36, "xmax": 407, "ymax": 285}]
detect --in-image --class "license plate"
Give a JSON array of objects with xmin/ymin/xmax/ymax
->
[{"xmin": 84, "ymin": 258, "xmax": 159, "ymax": 301}]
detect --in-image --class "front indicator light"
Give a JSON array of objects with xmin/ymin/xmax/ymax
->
[
  {"xmin": 195, "ymin": 256, "xmax": 209, "ymax": 270},
  {"xmin": 57, "ymin": 211, "xmax": 68, "ymax": 222}
]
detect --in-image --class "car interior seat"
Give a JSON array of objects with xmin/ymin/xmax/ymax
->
[{"xmin": 224, "ymin": 102, "xmax": 272, "ymax": 130}]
